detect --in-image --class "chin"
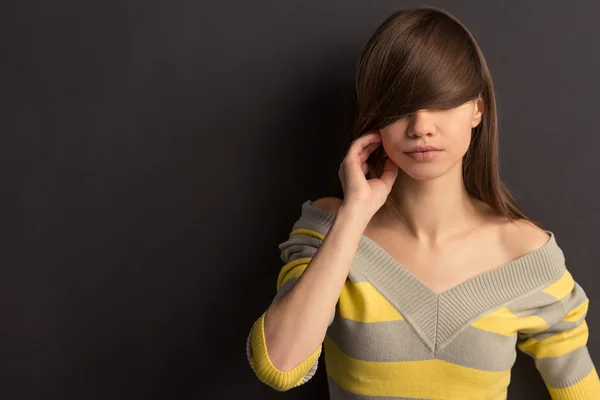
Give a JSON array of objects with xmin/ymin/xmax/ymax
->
[
  {"xmin": 402, "ymin": 170, "xmax": 447, "ymax": 181},
  {"xmin": 397, "ymin": 164, "xmax": 450, "ymax": 181}
]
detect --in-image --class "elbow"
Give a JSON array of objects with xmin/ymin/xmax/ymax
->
[
  {"xmin": 246, "ymin": 312, "xmax": 320, "ymax": 391},
  {"xmin": 262, "ymin": 318, "xmax": 296, "ymax": 373}
]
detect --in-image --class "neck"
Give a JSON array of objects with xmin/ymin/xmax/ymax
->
[{"xmin": 376, "ymin": 162, "xmax": 487, "ymax": 245}]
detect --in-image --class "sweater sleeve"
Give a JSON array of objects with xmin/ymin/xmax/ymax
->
[
  {"xmin": 246, "ymin": 223, "xmax": 334, "ymax": 391},
  {"xmin": 516, "ymin": 269, "xmax": 600, "ymax": 399}
]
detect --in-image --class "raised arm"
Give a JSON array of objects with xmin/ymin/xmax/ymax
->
[{"xmin": 246, "ymin": 198, "xmax": 371, "ymax": 391}]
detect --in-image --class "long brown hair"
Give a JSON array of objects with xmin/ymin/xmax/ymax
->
[{"xmin": 345, "ymin": 6, "xmax": 539, "ymax": 227}]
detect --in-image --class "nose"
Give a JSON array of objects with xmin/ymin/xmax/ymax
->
[{"xmin": 407, "ymin": 109, "xmax": 436, "ymax": 138}]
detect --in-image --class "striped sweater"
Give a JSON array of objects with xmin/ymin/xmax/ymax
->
[{"xmin": 246, "ymin": 199, "xmax": 600, "ymax": 399}]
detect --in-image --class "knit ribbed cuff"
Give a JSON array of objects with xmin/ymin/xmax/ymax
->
[
  {"xmin": 547, "ymin": 367, "xmax": 600, "ymax": 399},
  {"xmin": 247, "ymin": 312, "xmax": 321, "ymax": 391}
]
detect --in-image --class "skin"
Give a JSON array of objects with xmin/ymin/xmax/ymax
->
[
  {"xmin": 375, "ymin": 96, "xmax": 486, "ymax": 244},
  {"xmin": 322, "ymin": 95, "xmax": 551, "ymax": 294},
  {"xmin": 261, "ymin": 94, "xmax": 558, "ymax": 374}
]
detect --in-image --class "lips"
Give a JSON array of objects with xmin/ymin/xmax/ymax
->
[
  {"xmin": 405, "ymin": 149, "xmax": 443, "ymax": 162},
  {"xmin": 405, "ymin": 145, "xmax": 442, "ymax": 153}
]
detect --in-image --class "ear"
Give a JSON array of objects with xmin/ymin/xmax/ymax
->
[{"xmin": 472, "ymin": 95, "xmax": 484, "ymax": 128}]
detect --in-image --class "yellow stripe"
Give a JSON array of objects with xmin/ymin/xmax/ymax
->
[
  {"xmin": 547, "ymin": 366, "xmax": 600, "ymax": 399},
  {"xmin": 473, "ymin": 272, "xmax": 582, "ymax": 337},
  {"xmin": 249, "ymin": 312, "xmax": 321, "ymax": 391},
  {"xmin": 276, "ymin": 258, "xmax": 311, "ymax": 291},
  {"xmin": 543, "ymin": 270, "xmax": 575, "ymax": 300},
  {"xmin": 471, "ymin": 307, "xmax": 548, "ymax": 336},
  {"xmin": 289, "ymin": 228, "xmax": 324, "ymax": 240},
  {"xmin": 339, "ymin": 281, "xmax": 404, "ymax": 322},
  {"xmin": 564, "ymin": 299, "xmax": 589, "ymax": 323},
  {"xmin": 517, "ymin": 320, "xmax": 589, "ymax": 358},
  {"xmin": 323, "ymin": 336, "xmax": 509, "ymax": 399}
]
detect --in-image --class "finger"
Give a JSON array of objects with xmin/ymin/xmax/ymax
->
[
  {"xmin": 342, "ymin": 131, "xmax": 381, "ymax": 170},
  {"xmin": 351, "ymin": 131, "xmax": 381, "ymax": 152},
  {"xmin": 361, "ymin": 161, "xmax": 369, "ymax": 175},
  {"xmin": 379, "ymin": 157, "xmax": 399, "ymax": 187},
  {"xmin": 358, "ymin": 141, "xmax": 381, "ymax": 162}
]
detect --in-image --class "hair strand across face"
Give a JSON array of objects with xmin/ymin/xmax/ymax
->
[{"xmin": 343, "ymin": 6, "xmax": 539, "ymax": 226}]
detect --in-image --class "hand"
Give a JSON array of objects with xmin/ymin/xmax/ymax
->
[{"xmin": 338, "ymin": 130, "xmax": 399, "ymax": 218}]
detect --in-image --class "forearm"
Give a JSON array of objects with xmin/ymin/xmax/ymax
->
[{"xmin": 263, "ymin": 204, "xmax": 370, "ymax": 372}]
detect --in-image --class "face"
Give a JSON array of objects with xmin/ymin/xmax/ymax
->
[{"xmin": 379, "ymin": 97, "xmax": 484, "ymax": 181}]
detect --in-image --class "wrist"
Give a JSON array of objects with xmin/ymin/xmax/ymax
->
[{"xmin": 336, "ymin": 202, "xmax": 372, "ymax": 229}]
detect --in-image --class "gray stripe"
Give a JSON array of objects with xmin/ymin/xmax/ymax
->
[
  {"xmin": 436, "ymin": 326, "xmax": 518, "ymax": 371},
  {"xmin": 327, "ymin": 313, "xmax": 518, "ymax": 372},
  {"xmin": 511, "ymin": 279, "xmax": 588, "ymax": 319},
  {"xmin": 508, "ymin": 290, "xmax": 558, "ymax": 317},
  {"xmin": 273, "ymin": 276, "xmax": 296, "ymax": 301},
  {"xmin": 283, "ymin": 234, "xmax": 323, "ymax": 248},
  {"xmin": 326, "ymin": 314, "xmax": 432, "ymax": 362},
  {"xmin": 328, "ymin": 376, "xmax": 427, "ymax": 400},
  {"xmin": 514, "ymin": 281, "xmax": 588, "ymax": 340},
  {"xmin": 347, "ymin": 265, "xmax": 370, "ymax": 284},
  {"xmin": 563, "ymin": 281, "xmax": 589, "ymax": 308},
  {"xmin": 290, "ymin": 206, "xmax": 333, "ymax": 237},
  {"xmin": 517, "ymin": 299, "xmax": 564, "ymax": 332},
  {"xmin": 299, "ymin": 351, "xmax": 319, "ymax": 385},
  {"xmin": 284, "ymin": 243, "xmax": 317, "ymax": 261},
  {"xmin": 279, "ymin": 235, "xmax": 320, "ymax": 262},
  {"xmin": 534, "ymin": 346, "xmax": 594, "ymax": 388},
  {"xmin": 532, "ymin": 319, "xmax": 583, "ymax": 341}
]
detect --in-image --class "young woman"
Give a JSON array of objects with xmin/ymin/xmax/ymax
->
[{"xmin": 246, "ymin": 6, "xmax": 599, "ymax": 399}]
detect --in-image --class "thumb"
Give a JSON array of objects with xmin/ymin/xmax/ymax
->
[{"xmin": 379, "ymin": 157, "xmax": 399, "ymax": 188}]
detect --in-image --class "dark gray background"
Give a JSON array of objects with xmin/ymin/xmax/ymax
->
[{"xmin": 2, "ymin": 1, "xmax": 599, "ymax": 399}]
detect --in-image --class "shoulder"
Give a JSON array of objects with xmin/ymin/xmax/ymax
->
[
  {"xmin": 311, "ymin": 196, "xmax": 343, "ymax": 215},
  {"xmin": 497, "ymin": 220, "xmax": 569, "ymax": 307},
  {"xmin": 474, "ymin": 199, "xmax": 552, "ymax": 260},
  {"xmin": 499, "ymin": 218, "xmax": 552, "ymax": 259}
]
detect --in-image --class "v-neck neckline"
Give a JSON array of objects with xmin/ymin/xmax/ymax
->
[
  {"xmin": 300, "ymin": 199, "xmax": 567, "ymax": 352},
  {"xmin": 357, "ymin": 227, "xmax": 557, "ymax": 297},
  {"xmin": 303, "ymin": 199, "xmax": 557, "ymax": 297}
]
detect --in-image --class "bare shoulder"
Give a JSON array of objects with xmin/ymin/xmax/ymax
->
[
  {"xmin": 311, "ymin": 196, "xmax": 343, "ymax": 215},
  {"xmin": 500, "ymin": 218, "xmax": 552, "ymax": 257}
]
